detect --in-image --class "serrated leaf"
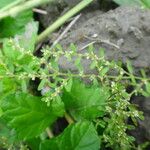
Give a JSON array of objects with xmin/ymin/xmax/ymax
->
[
  {"xmin": 40, "ymin": 121, "xmax": 100, "ymax": 150},
  {"xmin": 0, "ymin": 92, "xmax": 65, "ymax": 140},
  {"xmin": 0, "ymin": 10, "xmax": 33, "ymax": 38},
  {"xmin": 2, "ymin": 38, "xmax": 40, "ymax": 73},
  {"xmin": 62, "ymin": 79, "xmax": 110, "ymax": 120}
]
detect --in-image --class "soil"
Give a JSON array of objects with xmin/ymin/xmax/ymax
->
[
  {"xmin": 38, "ymin": 0, "xmax": 150, "ymax": 145},
  {"xmin": 58, "ymin": 7, "xmax": 150, "ymax": 75}
]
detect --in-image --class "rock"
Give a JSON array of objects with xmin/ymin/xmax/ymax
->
[
  {"xmin": 58, "ymin": 6, "xmax": 150, "ymax": 75},
  {"xmin": 38, "ymin": 0, "xmax": 100, "ymax": 28}
]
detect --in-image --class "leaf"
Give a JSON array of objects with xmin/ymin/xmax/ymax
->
[
  {"xmin": 142, "ymin": 0, "xmax": 150, "ymax": 8},
  {"xmin": 113, "ymin": 0, "xmax": 142, "ymax": 6},
  {"xmin": 2, "ymin": 38, "xmax": 40, "ymax": 73},
  {"xmin": 0, "ymin": 0, "xmax": 16, "ymax": 9},
  {"xmin": 145, "ymin": 82, "xmax": 150, "ymax": 95},
  {"xmin": 64, "ymin": 78, "xmax": 73, "ymax": 92},
  {"xmin": 0, "ymin": 118, "xmax": 17, "ymax": 145},
  {"xmin": 90, "ymin": 61, "xmax": 97, "ymax": 69},
  {"xmin": 62, "ymin": 79, "xmax": 110, "ymax": 120},
  {"xmin": 0, "ymin": 10, "xmax": 33, "ymax": 38},
  {"xmin": 99, "ymin": 67, "xmax": 109, "ymax": 77},
  {"xmin": 127, "ymin": 61, "xmax": 136, "ymax": 85},
  {"xmin": 38, "ymin": 79, "xmax": 47, "ymax": 91},
  {"xmin": 14, "ymin": 21, "xmax": 38, "ymax": 52},
  {"xmin": 40, "ymin": 121, "xmax": 100, "ymax": 150},
  {"xmin": 21, "ymin": 80, "xmax": 27, "ymax": 93},
  {"xmin": 70, "ymin": 43, "xmax": 77, "ymax": 52},
  {"xmin": 26, "ymin": 137, "xmax": 41, "ymax": 150},
  {"xmin": 0, "ymin": 78, "xmax": 17, "ymax": 100},
  {"xmin": 0, "ymin": 92, "xmax": 65, "ymax": 140}
]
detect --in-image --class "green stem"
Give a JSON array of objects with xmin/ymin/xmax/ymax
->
[
  {"xmin": 0, "ymin": 0, "xmax": 54, "ymax": 20},
  {"xmin": 0, "ymin": 0, "xmax": 25, "ymax": 13},
  {"xmin": 65, "ymin": 112, "xmax": 74, "ymax": 124},
  {"xmin": 36, "ymin": 0, "xmax": 94, "ymax": 43},
  {"xmin": 46, "ymin": 127, "xmax": 54, "ymax": 138}
]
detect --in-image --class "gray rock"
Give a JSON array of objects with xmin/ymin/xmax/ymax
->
[
  {"xmin": 38, "ymin": 0, "xmax": 100, "ymax": 28},
  {"xmin": 58, "ymin": 6, "xmax": 150, "ymax": 74}
]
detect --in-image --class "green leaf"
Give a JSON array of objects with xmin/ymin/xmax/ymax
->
[
  {"xmin": 64, "ymin": 78, "xmax": 73, "ymax": 92},
  {"xmin": 26, "ymin": 137, "xmax": 41, "ymax": 150},
  {"xmin": 145, "ymin": 82, "xmax": 150, "ymax": 95},
  {"xmin": 70, "ymin": 43, "xmax": 77, "ymax": 52},
  {"xmin": 62, "ymin": 79, "xmax": 110, "ymax": 120},
  {"xmin": 40, "ymin": 121, "xmax": 100, "ymax": 150},
  {"xmin": 0, "ymin": 10, "xmax": 33, "ymax": 38},
  {"xmin": 0, "ymin": 78, "xmax": 17, "ymax": 100},
  {"xmin": 0, "ymin": 0, "xmax": 16, "ymax": 9},
  {"xmin": 2, "ymin": 38, "xmax": 21, "ymax": 61},
  {"xmin": 127, "ymin": 61, "xmax": 136, "ymax": 85},
  {"xmin": 99, "ymin": 67, "xmax": 109, "ymax": 77},
  {"xmin": 0, "ymin": 118, "xmax": 17, "ymax": 146},
  {"xmin": 21, "ymin": 80, "xmax": 27, "ymax": 93},
  {"xmin": 90, "ymin": 61, "xmax": 97, "ymax": 69},
  {"xmin": 38, "ymin": 79, "xmax": 47, "ymax": 91},
  {"xmin": 113, "ymin": 0, "xmax": 142, "ymax": 6},
  {"xmin": 2, "ymin": 38, "xmax": 40, "ymax": 73},
  {"xmin": 142, "ymin": 0, "xmax": 150, "ymax": 8},
  {"xmin": 0, "ymin": 92, "xmax": 65, "ymax": 140},
  {"xmin": 14, "ymin": 21, "xmax": 38, "ymax": 52}
]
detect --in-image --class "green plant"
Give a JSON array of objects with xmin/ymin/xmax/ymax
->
[
  {"xmin": 0, "ymin": 0, "xmax": 150, "ymax": 150},
  {"xmin": 0, "ymin": 32, "xmax": 150, "ymax": 149},
  {"xmin": 113, "ymin": 0, "xmax": 150, "ymax": 8}
]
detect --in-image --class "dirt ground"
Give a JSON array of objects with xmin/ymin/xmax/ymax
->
[{"xmin": 39, "ymin": 0, "xmax": 150, "ymax": 144}]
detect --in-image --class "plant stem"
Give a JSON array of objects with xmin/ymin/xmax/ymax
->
[
  {"xmin": 46, "ymin": 127, "xmax": 54, "ymax": 138},
  {"xmin": 36, "ymin": 0, "xmax": 94, "ymax": 43},
  {"xmin": 0, "ymin": 0, "xmax": 54, "ymax": 20},
  {"xmin": 65, "ymin": 112, "xmax": 74, "ymax": 124}
]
